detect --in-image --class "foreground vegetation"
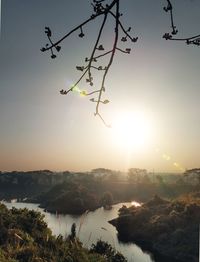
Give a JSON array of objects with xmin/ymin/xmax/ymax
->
[
  {"xmin": 110, "ymin": 193, "xmax": 200, "ymax": 262},
  {"xmin": 0, "ymin": 203, "xmax": 127, "ymax": 262}
]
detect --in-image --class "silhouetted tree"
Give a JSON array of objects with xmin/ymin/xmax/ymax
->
[
  {"xmin": 184, "ymin": 168, "xmax": 200, "ymax": 185},
  {"xmin": 156, "ymin": 174, "xmax": 164, "ymax": 184},
  {"xmin": 141, "ymin": 174, "xmax": 151, "ymax": 184},
  {"xmin": 128, "ymin": 168, "xmax": 147, "ymax": 183},
  {"xmin": 100, "ymin": 191, "xmax": 113, "ymax": 208}
]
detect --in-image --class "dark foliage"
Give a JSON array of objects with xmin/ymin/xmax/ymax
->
[
  {"xmin": 0, "ymin": 203, "xmax": 127, "ymax": 262},
  {"xmin": 90, "ymin": 240, "xmax": 127, "ymax": 262},
  {"xmin": 110, "ymin": 195, "xmax": 200, "ymax": 262}
]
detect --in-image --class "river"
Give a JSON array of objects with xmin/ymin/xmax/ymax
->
[{"xmin": 4, "ymin": 201, "xmax": 154, "ymax": 262}]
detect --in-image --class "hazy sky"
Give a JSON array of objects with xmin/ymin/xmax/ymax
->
[{"xmin": 0, "ymin": 0, "xmax": 200, "ymax": 172}]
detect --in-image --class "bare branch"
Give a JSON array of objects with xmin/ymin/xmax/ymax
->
[
  {"xmin": 87, "ymin": 13, "xmax": 108, "ymax": 86},
  {"xmin": 41, "ymin": 0, "xmax": 135, "ymax": 127},
  {"xmin": 95, "ymin": 0, "xmax": 120, "ymax": 123},
  {"xmin": 163, "ymin": 0, "xmax": 200, "ymax": 46},
  {"xmin": 116, "ymin": 47, "xmax": 131, "ymax": 54},
  {"xmin": 108, "ymin": 11, "xmax": 138, "ymax": 43},
  {"xmin": 94, "ymin": 50, "xmax": 113, "ymax": 59}
]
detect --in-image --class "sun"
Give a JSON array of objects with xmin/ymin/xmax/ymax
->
[{"xmin": 111, "ymin": 110, "xmax": 153, "ymax": 152}]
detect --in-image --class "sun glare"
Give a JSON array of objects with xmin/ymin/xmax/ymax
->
[
  {"xmin": 131, "ymin": 201, "xmax": 141, "ymax": 207},
  {"xmin": 111, "ymin": 111, "xmax": 153, "ymax": 152}
]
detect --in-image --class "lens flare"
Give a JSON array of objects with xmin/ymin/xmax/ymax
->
[{"xmin": 156, "ymin": 148, "xmax": 185, "ymax": 172}]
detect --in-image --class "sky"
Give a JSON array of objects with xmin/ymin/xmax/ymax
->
[{"xmin": 0, "ymin": 0, "xmax": 199, "ymax": 172}]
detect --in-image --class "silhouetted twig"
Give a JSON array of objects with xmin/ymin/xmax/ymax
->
[
  {"xmin": 163, "ymin": 0, "xmax": 200, "ymax": 46},
  {"xmin": 42, "ymin": 0, "xmax": 200, "ymax": 126},
  {"xmin": 41, "ymin": 0, "xmax": 137, "ymax": 127}
]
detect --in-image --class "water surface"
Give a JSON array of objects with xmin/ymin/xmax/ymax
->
[{"xmin": 4, "ymin": 201, "xmax": 154, "ymax": 262}]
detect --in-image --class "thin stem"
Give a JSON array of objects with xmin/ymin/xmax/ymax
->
[
  {"xmin": 108, "ymin": 10, "xmax": 135, "ymax": 41},
  {"xmin": 88, "ymin": 13, "xmax": 108, "ymax": 79},
  {"xmin": 94, "ymin": 50, "xmax": 113, "ymax": 59},
  {"xmin": 64, "ymin": 68, "xmax": 89, "ymax": 94},
  {"xmin": 164, "ymin": 0, "xmax": 200, "ymax": 45},
  {"xmin": 42, "ymin": 0, "xmax": 118, "ymax": 52},
  {"xmin": 42, "ymin": 0, "xmax": 135, "ymax": 127},
  {"xmin": 86, "ymin": 90, "xmax": 101, "ymax": 96},
  {"xmin": 116, "ymin": 47, "xmax": 129, "ymax": 54},
  {"xmin": 95, "ymin": 0, "xmax": 119, "ymax": 119}
]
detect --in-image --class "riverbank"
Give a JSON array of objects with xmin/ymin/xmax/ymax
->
[
  {"xmin": 4, "ymin": 201, "xmax": 154, "ymax": 262},
  {"xmin": 109, "ymin": 195, "xmax": 199, "ymax": 262},
  {"xmin": 0, "ymin": 202, "xmax": 129, "ymax": 262}
]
